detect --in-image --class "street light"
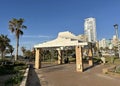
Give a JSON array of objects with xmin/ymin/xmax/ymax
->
[{"xmin": 114, "ymin": 24, "xmax": 120, "ymax": 58}]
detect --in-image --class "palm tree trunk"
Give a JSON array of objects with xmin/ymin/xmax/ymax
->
[{"xmin": 15, "ymin": 38, "xmax": 19, "ymax": 61}]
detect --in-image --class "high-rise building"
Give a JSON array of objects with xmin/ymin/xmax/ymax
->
[{"xmin": 84, "ymin": 17, "xmax": 97, "ymax": 42}]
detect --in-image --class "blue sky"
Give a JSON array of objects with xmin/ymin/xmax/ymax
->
[{"xmin": 0, "ymin": 0, "xmax": 120, "ymax": 53}]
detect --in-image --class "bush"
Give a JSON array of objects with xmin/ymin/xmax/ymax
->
[
  {"xmin": 93, "ymin": 57, "xmax": 101, "ymax": 63},
  {"xmin": 0, "ymin": 61, "xmax": 27, "ymax": 75},
  {"xmin": 5, "ymin": 73, "xmax": 24, "ymax": 85},
  {"xmin": 0, "ymin": 65, "xmax": 18, "ymax": 75},
  {"xmin": 14, "ymin": 65, "xmax": 27, "ymax": 71},
  {"xmin": 4, "ymin": 61, "xmax": 26, "ymax": 85},
  {"xmin": 14, "ymin": 61, "xmax": 26, "ymax": 66}
]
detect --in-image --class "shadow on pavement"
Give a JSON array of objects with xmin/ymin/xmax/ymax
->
[
  {"xmin": 41, "ymin": 64, "xmax": 66, "ymax": 73},
  {"xmin": 26, "ymin": 64, "xmax": 41, "ymax": 86},
  {"xmin": 42, "ymin": 64, "xmax": 59, "ymax": 69},
  {"xmin": 84, "ymin": 65, "xmax": 94, "ymax": 71},
  {"xmin": 84, "ymin": 62, "xmax": 101, "ymax": 71}
]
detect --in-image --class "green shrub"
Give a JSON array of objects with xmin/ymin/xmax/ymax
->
[
  {"xmin": 0, "ymin": 61, "xmax": 27, "ymax": 75},
  {"xmin": 0, "ymin": 61, "xmax": 27, "ymax": 86},
  {"xmin": 0, "ymin": 65, "xmax": 18, "ymax": 75},
  {"xmin": 14, "ymin": 61, "xmax": 26, "ymax": 66},
  {"xmin": 5, "ymin": 73, "xmax": 24, "ymax": 85},
  {"xmin": 93, "ymin": 57, "xmax": 101, "ymax": 63},
  {"xmin": 14, "ymin": 65, "xmax": 27, "ymax": 71}
]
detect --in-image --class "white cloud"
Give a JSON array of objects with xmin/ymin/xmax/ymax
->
[
  {"xmin": 38, "ymin": 35, "xmax": 50, "ymax": 38},
  {"xmin": 8, "ymin": 31, "xmax": 52, "ymax": 39},
  {"xmin": 22, "ymin": 35, "xmax": 51, "ymax": 38}
]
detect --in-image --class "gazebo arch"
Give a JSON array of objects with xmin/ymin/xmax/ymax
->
[{"xmin": 34, "ymin": 31, "xmax": 93, "ymax": 72}]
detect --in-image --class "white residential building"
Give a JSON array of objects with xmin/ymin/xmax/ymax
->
[
  {"xmin": 99, "ymin": 38, "xmax": 112, "ymax": 49},
  {"xmin": 84, "ymin": 17, "xmax": 97, "ymax": 42},
  {"xmin": 99, "ymin": 38, "xmax": 107, "ymax": 48},
  {"xmin": 112, "ymin": 35, "xmax": 117, "ymax": 46}
]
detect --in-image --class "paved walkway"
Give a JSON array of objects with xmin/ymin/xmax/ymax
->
[{"xmin": 27, "ymin": 63, "xmax": 120, "ymax": 86}]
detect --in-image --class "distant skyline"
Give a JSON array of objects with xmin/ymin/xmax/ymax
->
[{"xmin": 0, "ymin": 0, "xmax": 120, "ymax": 53}]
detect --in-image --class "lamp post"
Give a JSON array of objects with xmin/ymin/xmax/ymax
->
[{"xmin": 114, "ymin": 24, "xmax": 120, "ymax": 58}]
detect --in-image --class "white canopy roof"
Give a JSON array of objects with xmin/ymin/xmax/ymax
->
[{"xmin": 34, "ymin": 31, "xmax": 88, "ymax": 48}]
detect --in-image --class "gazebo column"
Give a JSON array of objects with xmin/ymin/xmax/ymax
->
[
  {"xmin": 57, "ymin": 49, "xmax": 62, "ymax": 64},
  {"xmin": 88, "ymin": 48, "xmax": 93, "ymax": 66},
  {"xmin": 75, "ymin": 46, "xmax": 83, "ymax": 72},
  {"xmin": 35, "ymin": 48, "xmax": 41, "ymax": 69}
]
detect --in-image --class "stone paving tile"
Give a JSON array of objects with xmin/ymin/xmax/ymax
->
[
  {"xmin": 27, "ymin": 63, "xmax": 120, "ymax": 86},
  {"xmin": 38, "ymin": 63, "xmax": 120, "ymax": 86}
]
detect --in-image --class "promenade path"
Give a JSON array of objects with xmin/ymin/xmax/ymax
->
[{"xmin": 27, "ymin": 63, "xmax": 120, "ymax": 86}]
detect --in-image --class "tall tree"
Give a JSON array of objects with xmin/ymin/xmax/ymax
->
[
  {"xmin": 8, "ymin": 45, "xmax": 14, "ymax": 58},
  {"xmin": 0, "ymin": 34, "xmax": 10, "ymax": 60},
  {"xmin": 9, "ymin": 18, "xmax": 27, "ymax": 61},
  {"xmin": 24, "ymin": 50, "xmax": 33, "ymax": 57}
]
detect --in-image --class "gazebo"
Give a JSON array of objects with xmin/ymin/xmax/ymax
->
[{"xmin": 34, "ymin": 31, "xmax": 93, "ymax": 72}]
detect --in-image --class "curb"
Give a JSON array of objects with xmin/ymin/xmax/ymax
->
[{"xmin": 20, "ymin": 65, "xmax": 30, "ymax": 86}]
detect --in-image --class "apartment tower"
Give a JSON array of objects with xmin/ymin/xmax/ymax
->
[{"xmin": 84, "ymin": 17, "xmax": 97, "ymax": 42}]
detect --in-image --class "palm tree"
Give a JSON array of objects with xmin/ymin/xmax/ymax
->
[
  {"xmin": 0, "ymin": 34, "xmax": 10, "ymax": 60},
  {"xmin": 9, "ymin": 18, "xmax": 27, "ymax": 61},
  {"xmin": 21, "ymin": 46, "xmax": 26, "ymax": 56},
  {"xmin": 8, "ymin": 45, "xmax": 14, "ymax": 59}
]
